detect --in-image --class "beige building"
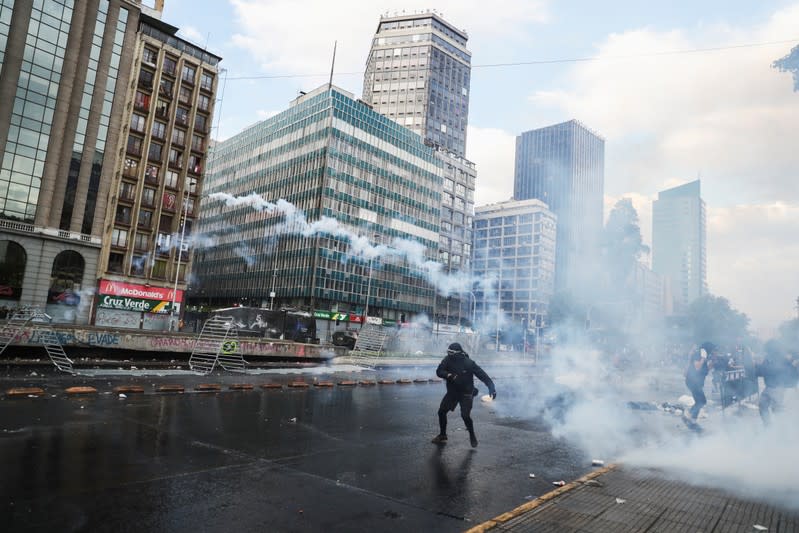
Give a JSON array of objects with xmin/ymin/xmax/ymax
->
[{"xmin": 96, "ymin": 8, "xmax": 220, "ymax": 330}]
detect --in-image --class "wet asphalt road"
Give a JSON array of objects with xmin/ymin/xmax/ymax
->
[{"xmin": 0, "ymin": 362, "xmax": 600, "ymax": 533}]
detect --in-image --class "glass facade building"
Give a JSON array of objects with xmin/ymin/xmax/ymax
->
[
  {"xmin": 194, "ymin": 85, "xmax": 444, "ymax": 322},
  {"xmin": 473, "ymin": 199, "xmax": 557, "ymax": 329},
  {"xmin": 514, "ymin": 120, "xmax": 604, "ymax": 292},
  {"xmin": 652, "ymin": 180, "xmax": 707, "ymax": 312},
  {"xmin": 0, "ymin": 0, "xmax": 140, "ymax": 323},
  {"xmin": 362, "ymin": 12, "xmax": 471, "ymax": 157}
]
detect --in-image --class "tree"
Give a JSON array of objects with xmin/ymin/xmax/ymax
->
[
  {"xmin": 773, "ymin": 44, "xmax": 799, "ymax": 91},
  {"xmin": 777, "ymin": 317, "xmax": 799, "ymax": 353},
  {"xmin": 601, "ymin": 198, "xmax": 650, "ymax": 291},
  {"xmin": 683, "ymin": 294, "xmax": 750, "ymax": 347}
]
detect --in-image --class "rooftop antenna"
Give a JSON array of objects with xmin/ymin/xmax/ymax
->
[{"xmin": 328, "ymin": 40, "xmax": 337, "ymax": 90}]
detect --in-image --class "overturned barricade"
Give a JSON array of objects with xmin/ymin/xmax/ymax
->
[
  {"xmin": 188, "ymin": 315, "xmax": 248, "ymax": 374},
  {"xmin": 0, "ymin": 307, "xmax": 74, "ymax": 374}
]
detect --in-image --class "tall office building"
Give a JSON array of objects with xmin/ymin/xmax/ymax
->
[
  {"xmin": 94, "ymin": 9, "xmax": 221, "ymax": 330},
  {"xmin": 362, "ymin": 12, "xmax": 476, "ymax": 326},
  {"xmin": 514, "ymin": 120, "xmax": 604, "ymax": 292},
  {"xmin": 0, "ymin": 0, "xmax": 141, "ymax": 323},
  {"xmin": 473, "ymin": 199, "xmax": 557, "ymax": 329},
  {"xmin": 652, "ymin": 180, "xmax": 707, "ymax": 312},
  {"xmin": 362, "ymin": 11, "xmax": 471, "ymax": 156},
  {"xmin": 193, "ymin": 85, "xmax": 444, "ymax": 324}
]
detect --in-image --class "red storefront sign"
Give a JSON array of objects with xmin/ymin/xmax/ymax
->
[{"xmin": 99, "ymin": 279, "xmax": 183, "ymax": 303}]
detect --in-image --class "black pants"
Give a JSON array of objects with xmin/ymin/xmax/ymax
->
[
  {"xmin": 687, "ymin": 384, "xmax": 706, "ymax": 420},
  {"xmin": 437, "ymin": 391, "xmax": 474, "ymax": 435}
]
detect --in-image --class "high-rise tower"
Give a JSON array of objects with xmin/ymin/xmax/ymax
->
[
  {"xmin": 652, "ymin": 180, "xmax": 707, "ymax": 312},
  {"xmin": 514, "ymin": 120, "xmax": 605, "ymax": 292},
  {"xmin": 362, "ymin": 12, "xmax": 471, "ymax": 157},
  {"xmin": 363, "ymin": 12, "xmax": 476, "ymax": 327}
]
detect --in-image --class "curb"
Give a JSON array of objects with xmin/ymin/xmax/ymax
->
[
  {"xmin": 378, "ymin": 379, "xmax": 394, "ymax": 385},
  {"xmin": 156, "ymin": 384, "xmax": 185, "ymax": 393},
  {"xmin": 314, "ymin": 381, "xmax": 334, "ymax": 387},
  {"xmin": 65, "ymin": 386, "xmax": 98, "ymax": 395},
  {"xmin": 464, "ymin": 464, "xmax": 618, "ymax": 532},
  {"xmin": 114, "ymin": 385, "xmax": 144, "ymax": 394},
  {"xmin": 288, "ymin": 382, "xmax": 310, "ymax": 388},
  {"xmin": 230, "ymin": 384, "xmax": 254, "ymax": 390},
  {"xmin": 195, "ymin": 383, "xmax": 221, "ymax": 392},
  {"xmin": 5, "ymin": 387, "xmax": 45, "ymax": 398},
  {"xmin": 338, "ymin": 380, "xmax": 357, "ymax": 386},
  {"xmin": 261, "ymin": 383, "xmax": 283, "ymax": 389},
  {"xmin": 396, "ymin": 378, "xmax": 413, "ymax": 384}
]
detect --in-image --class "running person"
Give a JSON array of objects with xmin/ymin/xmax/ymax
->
[{"xmin": 432, "ymin": 343, "xmax": 496, "ymax": 448}]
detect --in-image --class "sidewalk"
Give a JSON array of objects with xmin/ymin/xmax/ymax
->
[{"xmin": 468, "ymin": 465, "xmax": 799, "ymax": 533}]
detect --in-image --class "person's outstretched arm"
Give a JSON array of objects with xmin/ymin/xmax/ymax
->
[{"xmin": 473, "ymin": 362, "xmax": 496, "ymax": 398}]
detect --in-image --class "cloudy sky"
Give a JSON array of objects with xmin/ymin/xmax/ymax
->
[{"xmin": 158, "ymin": 0, "xmax": 799, "ymax": 336}]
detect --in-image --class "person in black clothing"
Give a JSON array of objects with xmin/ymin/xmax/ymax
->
[
  {"xmin": 755, "ymin": 341, "xmax": 799, "ymax": 425},
  {"xmin": 432, "ymin": 343, "xmax": 496, "ymax": 448},
  {"xmin": 684, "ymin": 342, "xmax": 714, "ymax": 422}
]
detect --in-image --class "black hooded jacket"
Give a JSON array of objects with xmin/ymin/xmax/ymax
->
[{"xmin": 436, "ymin": 351, "xmax": 495, "ymax": 396}]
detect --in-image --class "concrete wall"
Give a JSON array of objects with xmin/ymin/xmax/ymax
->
[{"xmin": 7, "ymin": 323, "xmax": 337, "ymax": 359}]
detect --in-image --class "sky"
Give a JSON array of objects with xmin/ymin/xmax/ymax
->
[{"xmin": 156, "ymin": 0, "xmax": 799, "ymax": 336}]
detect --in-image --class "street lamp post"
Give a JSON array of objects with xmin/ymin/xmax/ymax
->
[
  {"xmin": 363, "ymin": 256, "xmax": 373, "ymax": 326},
  {"xmin": 269, "ymin": 267, "xmax": 276, "ymax": 310},
  {"xmin": 467, "ymin": 291, "xmax": 476, "ymax": 327},
  {"xmin": 170, "ymin": 189, "xmax": 190, "ymax": 331}
]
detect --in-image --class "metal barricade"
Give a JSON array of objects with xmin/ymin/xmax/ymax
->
[{"xmin": 189, "ymin": 315, "xmax": 247, "ymax": 374}]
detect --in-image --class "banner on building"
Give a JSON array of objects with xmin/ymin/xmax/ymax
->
[{"xmin": 99, "ymin": 279, "xmax": 183, "ymax": 303}]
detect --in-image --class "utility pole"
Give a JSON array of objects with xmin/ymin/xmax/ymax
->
[{"xmin": 270, "ymin": 267, "xmax": 276, "ymax": 310}]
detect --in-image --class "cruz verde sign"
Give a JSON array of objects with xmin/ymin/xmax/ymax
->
[{"xmin": 98, "ymin": 294, "xmax": 175, "ymax": 314}]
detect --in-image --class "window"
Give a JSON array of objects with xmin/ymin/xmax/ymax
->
[
  {"xmin": 175, "ymin": 107, "xmax": 189, "ymax": 126},
  {"xmin": 159, "ymin": 214, "xmax": 173, "ymax": 232},
  {"xmin": 165, "ymin": 170, "xmax": 179, "ymax": 189},
  {"xmin": 179, "ymin": 85, "xmax": 192, "ymax": 104},
  {"xmin": 123, "ymin": 158, "xmax": 139, "ymax": 177},
  {"xmin": 191, "ymin": 133, "xmax": 204, "ymax": 152},
  {"xmin": 152, "ymin": 259, "xmax": 167, "ymax": 279},
  {"xmin": 188, "ymin": 154, "xmax": 202, "ymax": 174},
  {"xmin": 111, "ymin": 228, "xmax": 128, "ymax": 247},
  {"xmin": 126, "ymin": 135, "xmax": 143, "ymax": 155},
  {"xmin": 197, "ymin": 94, "xmax": 211, "ymax": 112},
  {"xmin": 138, "ymin": 68, "xmax": 154, "ymax": 90},
  {"xmin": 163, "ymin": 55, "xmax": 177, "ymax": 76},
  {"xmin": 169, "ymin": 148, "xmax": 182, "ymax": 168},
  {"xmin": 172, "ymin": 128, "xmax": 186, "ymax": 146},
  {"xmin": 107, "ymin": 253, "xmax": 124, "ymax": 274},
  {"xmin": 142, "ymin": 187, "xmax": 156, "ymax": 206},
  {"xmin": 134, "ymin": 232, "xmax": 149, "ymax": 251},
  {"xmin": 138, "ymin": 209, "xmax": 153, "ymax": 229},
  {"xmin": 119, "ymin": 181, "xmax": 136, "ymax": 201},
  {"xmin": 181, "ymin": 64, "xmax": 196, "ymax": 84},
  {"xmin": 144, "ymin": 164, "xmax": 159, "ymax": 184},
  {"xmin": 156, "ymin": 99, "xmax": 169, "ymax": 118},
  {"xmin": 156, "ymin": 232, "xmax": 171, "ymax": 254},
  {"xmin": 148, "ymin": 142, "xmax": 163, "ymax": 161},
  {"xmin": 142, "ymin": 47, "xmax": 157, "ymax": 66},
  {"xmin": 115, "ymin": 206, "xmax": 132, "ymax": 224},
  {"xmin": 130, "ymin": 113, "xmax": 146, "ymax": 132},
  {"xmin": 130, "ymin": 255, "xmax": 146, "ymax": 275},
  {"xmin": 200, "ymin": 71, "xmax": 214, "ymax": 91},
  {"xmin": 186, "ymin": 176, "xmax": 198, "ymax": 194},
  {"xmin": 194, "ymin": 113, "xmax": 207, "ymax": 132},
  {"xmin": 151, "ymin": 121, "xmax": 166, "ymax": 139},
  {"xmin": 159, "ymin": 77, "xmax": 173, "ymax": 97}
]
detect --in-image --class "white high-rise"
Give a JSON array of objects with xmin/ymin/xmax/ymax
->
[{"xmin": 652, "ymin": 180, "xmax": 707, "ymax": 312}]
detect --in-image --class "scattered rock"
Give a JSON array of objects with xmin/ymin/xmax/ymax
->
[
  {"xmin": 615, "ymin": 498, "xmax": 626, "ymax": 504},
  {"xmin": 528, "ymin": 473, "xmax": 536, "ymax": 478},
  {"xmin": 592, "ymin": 459, "xmax": 604, "ymax": 466},
  {"xmin": 552, "ymin": 480, "xmax": 566, "ymax": 486}
]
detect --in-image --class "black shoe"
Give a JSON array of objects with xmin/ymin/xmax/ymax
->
[
  {"xmin": 431, "ymin": 434, "xmax": 448, "ymax": 444},
  {"xmin": 469, "ymin": 432, "xmax": 478, "ymax": 448}
]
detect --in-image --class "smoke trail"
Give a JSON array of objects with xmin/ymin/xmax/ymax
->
[{"xmin": 206, "ymin": 192, "xmax": 479, "ymax": 296}]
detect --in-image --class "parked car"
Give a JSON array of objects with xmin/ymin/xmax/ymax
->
[{"xmin": 332, "ymin": 330, "xmax": 358, "ymax": 349}]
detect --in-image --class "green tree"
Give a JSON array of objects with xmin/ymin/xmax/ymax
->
[
  {"xmin": 683, "ymin": 294, "xmax": 750, "ymax": 347},
  {"xmin": 777, "ymin": 317, "xmax": 799, "ymax": 353},
  {"xmin": 601, "ymin": 198, "xmax": 650, "ymax": 291},
  {"xmin": 773, "ymin": 44, "xmax": 799, "ymax": 91}
]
